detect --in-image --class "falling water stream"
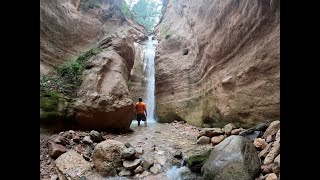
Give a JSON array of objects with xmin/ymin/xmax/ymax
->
[{"xmin": 144, "ymin": 35, "xmax": 157, "ymax": 123}]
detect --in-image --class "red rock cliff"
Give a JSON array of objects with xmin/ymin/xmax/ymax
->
[{"xmin": 154, "ymin": 0, "xmax": 280, "ymax": 127}]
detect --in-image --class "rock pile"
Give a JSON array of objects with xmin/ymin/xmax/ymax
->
[{"xmin": 195, "ymin": 121, "xmax": 280, "ymax": 180}]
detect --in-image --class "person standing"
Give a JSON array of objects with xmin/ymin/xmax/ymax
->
[{"xmin": 135, "ymin": 97, "xmax": 147, "ymax": 127}]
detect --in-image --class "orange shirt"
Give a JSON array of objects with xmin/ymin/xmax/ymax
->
[{"xmin": 135, "ymin": 102, "xmax": 146, "ymax": 114}]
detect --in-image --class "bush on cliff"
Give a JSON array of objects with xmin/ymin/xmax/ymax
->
[{"xmin": 40, "ymin": 46, "xmax": 101, "ymax": 130}]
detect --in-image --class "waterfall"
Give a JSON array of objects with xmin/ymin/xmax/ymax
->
[{"xmin": 144, "ymin": 35, "xmax": 157, "ymax": 123}]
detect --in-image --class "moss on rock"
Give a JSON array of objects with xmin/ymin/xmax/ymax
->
[
  {"xmin": 186, "ymin": 150, "xmax": 211, "ymax": 173},
  {"xmin": 40, "ymin": 92, "xmax": 75, "ymax": 131}
]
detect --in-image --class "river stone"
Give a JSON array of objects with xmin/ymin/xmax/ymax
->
[
  {"xmin": 173, "ymin": 150, "xmax": 183, "ymax": 159},
  {"xmin": 93, "ymin": 140, "xmax": 125, "ymax": 176},
  {"xmin": 198, "ymin": 128, "xmax": 224, "ymax": 139},
  {"xmin": 265, "ymin": 173, "xmax": 278, "ymax": 180},
  {"xmin": 82, "ymin": 136, "xmax": 93, "ymax": 144},
  {"xmin": 197, "ymin": 136, "xmax": 211, "ymax": 144},
  {"xmin": 275, "ymin": 129, "xmax": 280, "ymax": 142},
  {"xmin": 231, "ymin": 128, "xmax": 242, "ymax": 135},
  {"xmin": 134, "ymin": 165, "xmax": 144, "ymax": 174},
  {"xmin": 201, "ymin": 135, "xmax": 261, "ymax": 180},
  {"xmin": 136, "ymin": 147, "xmax": 144, "ymax": 154},
  {"xmin": 119, "ymin": 169, "xmax": 132, "ymax": 176},
  {"xmin": 123, "ymin": 159, "xmax": 141, "ymax": 170},
  {"xmin": 239, "ymin": 130, "xmax": 262, "ymax": 141},
  {"xmin": 264, "ymin": 141, "xmax": 280, "ymax": 165},
  {"xmin": 89, "ymin": 130, "xmax": 103, "ymax": 143},
  {"xmin": 272, "ymin": 154, "xmax": 280, "ymax": 175},
  {"xmin": 259, "ymin": 142, "xmax": 274, "ymax": 159},
  {"xmin": 261, "ymin": 163, "xmax": 273, "ymax": 174},
  {"xmin": 223, "ymin": 123, "xmax": 236, "ymax": 135},
  {"xmin": 211, "ymin": 135, "xmax": 225, "ymax": 145},
  {"xmin": 121, "ymin": 147, "xmax": 136, "ymax": 160},
  {"xmin": 48, "ymin": 141, "xmax": 67, "ymax": 159},
  {"xmin": 254, "ymin": 138, "xmax": 268, "ymax": 150},
  {"xmin": 142, "ymin": 157, "xmax": 154, "ymax": 170},
  {"xmin": 74, "ymin": 144, "xmax": 90, "ymax": 156},
  {"xmin": 262, "ymin": 121, "xmax": 280, "ymax": 139},
  {"xmin": 150, "ymin": 164, "xmax": 161, "ymax": 174},
  {"xmin": 266, "ymin": 135, "xmax": 275, "ymax": 143},
  {"xmin": 52, "ymin": 135, "xmax": 68, "ymax": 146},
  {"xmin": 156, "ymin": 155, "xmax": 167, "ymax": 166},
  {"xmin": 239, "ymin": 128, "xmax": 254, "ymax": 136},
  {"xmin": 171, "ymin": 158, "xmax": 182, "ymax": 167},
  {"xmin": 72, "ymin": 135, "xmax": 80, "ymax": 143},
  {"xmin": 254, "ymin": 123, "xmax": 269, "ymax": 131},
  {"xmin": 55, "ymin": 150, "xmax": 91, "ymax": 179}
]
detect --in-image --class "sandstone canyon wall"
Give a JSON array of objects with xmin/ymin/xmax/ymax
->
[
  {"xmin": 154, "ymin": 0, "xmax": 280, "ymax": 127},
  {"xmin": 40, "ymin": 0, "xmax": 100, "ymax": 75},
  {"xmin": 40, "ymin": 0, "xmax": 147, "ymax": 130}
]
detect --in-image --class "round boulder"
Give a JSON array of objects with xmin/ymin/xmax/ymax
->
[
  {"xmin": 201, "ymin": 135, "xmax": 261, "ymax": 180},
  {"xmin": 93, "ymin": 140, "xmax": 126, "ymax": 176}
]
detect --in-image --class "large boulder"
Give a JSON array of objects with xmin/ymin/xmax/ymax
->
[
  {"xmin": 201, "ymin": 136, "xmax": 261, "ymax": 180},
  {"xmin": 73, "ymin": 37, "xmax": 139, "ymax": 130},
  {"xmin": 55, "ymin": 150, "xmax": 91, "ymax": 180},
  {"xmin": 93, "ymin": 140, "xmax": 126, "ymax": 176}
]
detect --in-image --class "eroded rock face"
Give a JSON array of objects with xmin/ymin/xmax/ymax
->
[
  {"xmin": 154, "ymin": 0, "xmax": 280, "ymax": 127},
  {"xmin": 40, "ymin": 0, "xmax": 146, "ymax": 75},
  {"xmin": 40, "ymin": 0, "xmax": 101, "ymax": 75},
  {"xmin": 201, "ymin": 136, "xmax": 261, "ymax": 180}
]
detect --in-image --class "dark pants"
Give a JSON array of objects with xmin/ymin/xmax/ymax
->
[{"xmin": 136, "ymin": 113, "xmax": 146, "ymax": 121}]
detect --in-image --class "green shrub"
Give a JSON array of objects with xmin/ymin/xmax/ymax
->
[
  {"xmin": 57, "ymin": 47, "xmax": 101, "ymax": 85},
  {"xmin": 40, "ymin": 92, "xmax": 61, "ymax": 112},
  {"xmin": 41, "ymin": 46, "xmax": 101, "ymax": 97},
  {"xmin": 161, "ymin": 25, "xmax": 171, "ymax": 39}
]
